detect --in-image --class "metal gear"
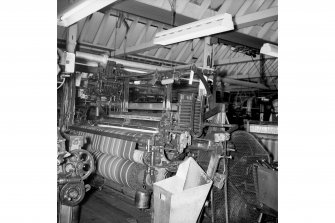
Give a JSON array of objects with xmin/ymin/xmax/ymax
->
[{"xmin": 59, "ymin": 182, "xmax": 85, "ymax": 206}]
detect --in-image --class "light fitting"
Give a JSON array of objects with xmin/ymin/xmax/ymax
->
[
  {"xmin": 123, "ymin": 68, "xmax": 148, "ymax": 74},
  {"xmin": 260, "ymin": 43, "xmax": 278, "ymax": 57},
  {"xmin": 57, "ymin": 0, "xmax": 118, "ymax": 27},
  {"xmin": 153, "ymin": 13, "xmax": 234, "ymax": 45}
]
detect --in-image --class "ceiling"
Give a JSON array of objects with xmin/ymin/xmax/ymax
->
[{"xmin": 57, "ymin": 0, "xmax": 278, "ymax": 91}]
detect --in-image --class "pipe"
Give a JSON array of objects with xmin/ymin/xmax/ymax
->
[
  {"xmin": 221, "ymin": 78, "xmax": 269, "ymax": 90},
  {"xmin": 97, "ymin": 124, "xmax": 159, "ymax": 134},
  {"xmin": 76, "ymin": 51, "xmax": 108, "ymax": 64},
  {"xmin": 76, "ymin": 51, "xmax": 216, "ymax": 73},
  {"xmin": 158, "ymin": 63, "xmax": 215, "ymax": 72},
  {"xmin": 76, "ymin": 51, "xmax": 170, "ymax": 71}
]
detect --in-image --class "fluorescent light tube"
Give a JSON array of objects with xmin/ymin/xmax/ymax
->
[
  {"xmin": 153, "ymin": 13, "xmax": 234, "ymax": 45},
  {"xmin": 58, "ymin": 0, "xmax": 118, "ymax": 27},
  {"xmin": 123, "ymin": 68, "xmax": 148, "ymax": 74},
  {"xmin": 260, "ymin": 43, "xmax": 278, "ymax": 57}
]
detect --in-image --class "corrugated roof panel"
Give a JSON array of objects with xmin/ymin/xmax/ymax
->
[
  {"xmin": 114, "ymin": 23, "xmax": 128, "ymax": 49},
  {"xmin": 258, "ymin": 0, "xmax": 275, "ymax": 11},
  {"xmin": 126, "ymin": 22, "xmax": 145, "ymax": 47},
  {"xmin": 188, "ymin": 39, "xmax": 203, "ymax": 63},
  {"xmin": 183, "ymin": 39, "xmax": 201, "ymax": 63},
  {"xmin": 145, "ymin": 47, "xmax": 159, "ymax": 57},
  {"xmin": 257, "ymin": 21, "xmax": 274, "ymax": 38},
  {"xmin": 214, "ymin": 44, "xmax": 223, "ymax": 57},
  {"xmin": 178, "ymin": 42, "xmax": 195, "ymax": 62},
  {"xmin": 141, "ymin": 25, "xmax": 156, "ymax": 44},
  {"xmin": 270, "ymin": 0, "xmax": 278, "ymax": 7},
  {"xmin": 240, "ymin": 62, "xmax": 254, "ymax": 75},
  {"xmin": 235, "ymin": 61, "xmax": 249, "ymax": 75},
  {"xmin": 148, "ymin": 47, "xmax": 160, "ymax": 57},
  {"xmin": 270, "ymin": 30, "xmax": 278, "ymax": 42},
  {"xmin": 174, "ymin": 41, "xmax": 191, "ymax": 62},
  {"xmin": 244, "ymin": 0, "xmax": 266, "ymax": 15},
  {"xmin": 222, "ymin": 47, "xmax": 235, "ymax": 60},
  {"xmin": 96, "ymin": 16, "xmax": 117, "ymax": 46},
  {"xmin": 263, "ymin": 59, "xmax": 275, "ymax": 74},
  {"xmin": 273, "ymin": 64, "xmax": 278, "ymax": 73},
  {"xmin": 157, "ymin": 48, "xmax": 170, "ymax": 59},
  {"xmin": 216, "ymin": 45, "xmax": 230, "ymax": 61},
  {"xmin": 263, "ymin": 30, "xmax": 275, "ymax": 43},
  {"xmin": 169, "ymin": 42, "xmax": 187, "ymax": 61},
  {"xmin": 80, "ymin": 13, "xmax": 104, "ymax": 43},
  {"xmin": 191, "ymin": 42, "xmax": 205, "ymax": 62},
  {"xmin": 267, "ymin": 59, "xmax": 278, "ymax": 73},
  {"xmin": 226, "ymin": 0, "xmax": 246, "ymax": 15},
  {"xmin": 216, "ymin": 47, "xmax": 229, "ymax": 61},
  {"xmin": 271, "ymin": 21, "xmax": 278, "ymax": 30},
  {"xmin": 161, "ymin": 43, "xmax": 178, "ymax": 60},
  {"xmin": 235, "ymin": 0, "xmax": 254, "ymax": 17},
  {"xmin": 247, "ymin": 59, "xmax": 259, "ymax": 75}
]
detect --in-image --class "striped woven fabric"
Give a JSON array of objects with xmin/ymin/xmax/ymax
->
[
  {"xmin": 89, "ymin": 149, "xmax": 146, "ymax": 190},
  {"xmin": 71, "ymin": 125, "xmax": 149, "ymax": 189},
  {"xmin": 71, "ymin": 126, "xmax": 140, "ymax": 162},
  {"xmin": 98, "ymin": 136, "xmax": 136, "ymax": 161}
]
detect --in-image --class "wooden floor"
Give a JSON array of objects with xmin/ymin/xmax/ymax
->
[{"xmin": 79, "ymin": 188, "xmax": 151, "ymax": 223}]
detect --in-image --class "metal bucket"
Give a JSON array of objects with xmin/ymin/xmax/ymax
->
[{"xmin": 135, "ymin": 190, "xmax": 151, "ymax": 209}]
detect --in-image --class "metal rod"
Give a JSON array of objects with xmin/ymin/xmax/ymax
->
[
  {"xmin": 68, "ymin": 126, "xmax": 154, "ymax": 144},
  {"xmin": 76, "ymin": 51, "xmax": 170, "ymax": 71},
  {"xmin": 97, "ymin": 124, "xmax": 159, "ymax": 134}
]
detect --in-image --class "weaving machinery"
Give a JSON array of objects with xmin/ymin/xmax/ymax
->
[
  {"xmin": 69, "ymin": 91, "xmax": 219, "ymax": 195},
  {"xmin": 61, "ymin": 62, "xmax": 276, "ymax": 222}
]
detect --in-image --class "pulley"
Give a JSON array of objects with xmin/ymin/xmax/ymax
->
[
  {"xmin": 69, "ymin": 149, "xmax": 95, "ymax": 180},
  {"xmin": 59, "ymin": 182, "xmax": 85, "ymax": 206}
]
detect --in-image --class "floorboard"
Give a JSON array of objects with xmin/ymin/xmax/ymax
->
[{"xmin": 79, "ymin": 188, "xmax": 152, "ymax": 223}]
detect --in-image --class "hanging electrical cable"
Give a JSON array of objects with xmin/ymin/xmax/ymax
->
[
  {"xmin": 57, "ymin": 78, "xmax": 66, "ymax": 90},
  {"xmin": 168, "ymin": 0, "xmax": 176, "ymax": 26}
]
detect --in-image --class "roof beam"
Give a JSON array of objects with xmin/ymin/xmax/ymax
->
[
  {"xmin": 118, "ymin": 18, "xmax": 140, "ymax": 53},
  {"xmin": 92, "ymin": 9, "xmax": 112, "ymax": 45},
  {"xmin": 110, "ymin": 1, "xmax": 278, "ymax": 55},
  {"xmin": 215, "ymin": 55, "xmax": 277, "ymax": 66},
  {"xmin": 234, "ymin": 7, "xmax": 278, "ymax": 29},
  {"xmin": 111, "ymin": 0, "xmax": 194, "ymax": 27},
  {"xmin": 225, "ymin": 72, "xmax": 277, "ymax": 80},
  {"xmin": 221, "ymin": 78, "xmax": 270, "ymax": 90}
]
